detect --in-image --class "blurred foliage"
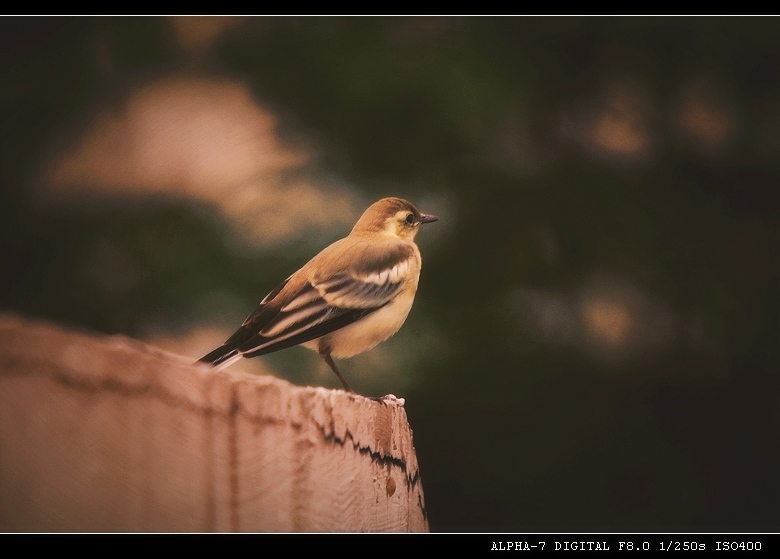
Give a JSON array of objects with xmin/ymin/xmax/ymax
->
[{"xmin": 2, "ymin": 16, "xmax": 780, "ymax": 531}]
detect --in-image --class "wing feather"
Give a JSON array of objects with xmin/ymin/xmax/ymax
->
[{"xmin": 200, "ymin": 239, "xmax": 417, "ymax": 364}]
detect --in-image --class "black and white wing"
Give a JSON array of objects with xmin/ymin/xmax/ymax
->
[{"xmin": 198, "ymin": 243, "xmax": 413, "ymax": 367}]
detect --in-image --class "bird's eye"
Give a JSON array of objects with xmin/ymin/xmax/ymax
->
[{"xmin": 405, "ymin": 213, "xmax": 415, "ymax": 226}]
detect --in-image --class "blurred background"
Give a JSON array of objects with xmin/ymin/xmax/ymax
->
[{"xmin": 2, "ymin": 16, "xmax": 779, "ymax": 532}]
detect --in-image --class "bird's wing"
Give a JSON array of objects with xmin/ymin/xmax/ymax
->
[
  {"xmin": 236, "ymin": 242, "xmax": 414, "ymax": 358},
  {"xmin": 198, "ymin": 241, "xmax": 415, "ymax": 365}
]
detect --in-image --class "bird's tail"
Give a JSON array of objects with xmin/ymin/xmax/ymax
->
[
  {"xmin": 197, "ymin": 321, "xmax": 260, "ymax": 369},
  {"xmin": 197, "ymin": 343, "xmax": 243, "ymax": 369}
]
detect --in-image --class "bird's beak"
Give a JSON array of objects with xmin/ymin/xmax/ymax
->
[{"xmin": 420, "ymin": 214, "xmax": 439, "ymax": 224}]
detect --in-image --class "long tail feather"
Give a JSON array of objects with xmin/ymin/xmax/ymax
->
[{"xmin": 198, "ymin": 344, "xmax": 241, "ymax": 368}]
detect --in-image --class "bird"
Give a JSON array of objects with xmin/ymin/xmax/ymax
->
[{"xmin": 197, "ymin": 197, "xmax": 438, "ymax": 392}]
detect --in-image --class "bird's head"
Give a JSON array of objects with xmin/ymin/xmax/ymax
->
[{"xmin": 351, "ymin": 197, "xmax": 438, "ymax": 240}]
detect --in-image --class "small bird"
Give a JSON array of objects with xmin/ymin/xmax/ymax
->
[{"xmin": 198, "ymin": 197, "xmax": 438, "ymax": 392}]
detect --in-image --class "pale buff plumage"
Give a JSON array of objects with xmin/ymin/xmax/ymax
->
[{"xmin": 198, "ymin": 197, "xmax": 438, "ymax": 392}]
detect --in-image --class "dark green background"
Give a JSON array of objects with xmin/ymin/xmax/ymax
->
[{"xmin": 2, "ymin": 17, "xmax": 779, "ymax": 531}]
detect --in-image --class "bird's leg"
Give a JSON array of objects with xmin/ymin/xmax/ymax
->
[{"xmin": 319, "ymin": 348, "xmax": 353, "ymax": 392}]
